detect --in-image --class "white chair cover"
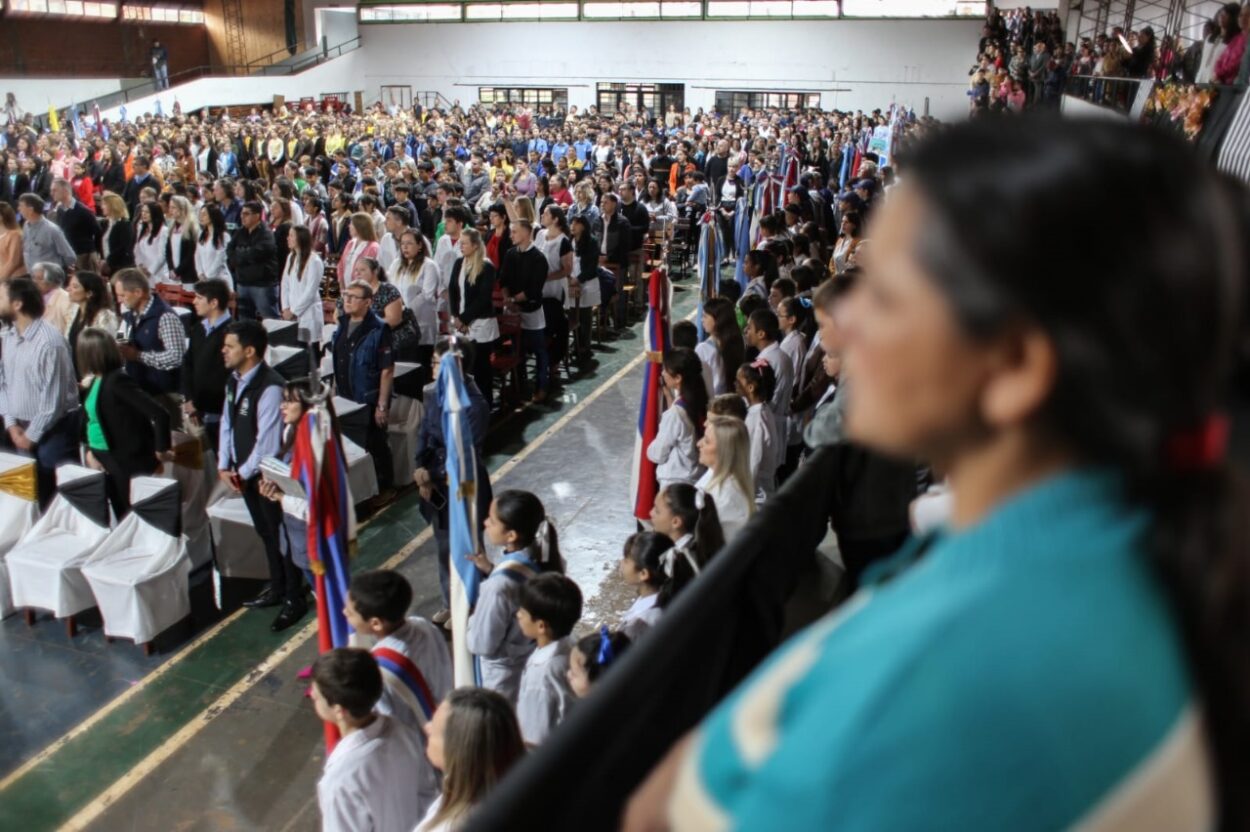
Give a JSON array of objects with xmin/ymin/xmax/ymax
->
[
  {"xmin": 166, "ymin": 433, "xmax": 216, "ymax": 570},
  {"xmin": 0, "ymin": 452, "xmax": 40, "ymax": 618},
  {"xmin": 206, "ymin": 495, "xmax": 271, "ymax": 580},
  {"xmin": 262, "ymin": 317, "xmax": 299, "ymax": 347},
  {"xmin": 267, "ymin": 344, "xmax": 314, "ymax": 381},
  {"xmin": 7, "ymin": 464, "xmax": 111, "ymax": 618},
  {"xmin": 82, "ymin": 477, "xmax": 190, "ymax": 645},
  {"xmin": 388, "ymin": 366, "xmax": 424, "ymax": 490},
  {"xmin": 342, "ymin": 436, "xmax": 378, "ymax": 504}
]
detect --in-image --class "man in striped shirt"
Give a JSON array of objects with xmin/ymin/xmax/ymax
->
[{"xmin": 0, "ymin": 277, "xmax": 80, "ymax": 505}]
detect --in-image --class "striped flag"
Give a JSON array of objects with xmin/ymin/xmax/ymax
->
[
  {"xmin": 441, "ymin": 345, "xmax": 484, "ymax": 688},
  {"xmin": 733, "ymin": 195, "xmax": 750, "ymax": 292},
  {"xmin": 630, "ymin": 267, "xmax": 671, "ymax": 522},
  {"xmin": 290, "ymin": 400, "xmax": 356, "ymax": 751}
]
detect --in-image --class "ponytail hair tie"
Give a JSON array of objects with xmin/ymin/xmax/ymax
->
[
  {"xmin": 1166, "ymin": 413, "xmax": 1229, "ymax": 472},
  {"xmin": 798, "ymin": 297, "xmax": 813, "ymax": 309},
  {"xmin": 535, "ymin": 517, "xmax": 551, "ymax": 562},
  {"xmin": 597, "ymin": 626, "xmax": 616, "ymax": 666}
]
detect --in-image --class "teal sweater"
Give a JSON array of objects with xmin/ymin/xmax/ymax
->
[{"xmin": 672, "ymin": 469, "xmax": 1211, "ymax": 831}]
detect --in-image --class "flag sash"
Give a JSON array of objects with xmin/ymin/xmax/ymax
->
[{"xmin": 373, "ymin": 647, "xmax": 438, "ymax": 725}]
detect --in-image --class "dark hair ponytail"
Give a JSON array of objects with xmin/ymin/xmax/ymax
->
[
  {"xmin": 905, "ymin": 116, "xmax": 1250, "ymax": 826},
  {"xmin": 494, "ymin": 489, "xmax": 564, "ymax": 573},
  {"xmin": 663, "ymin": 348, "xmax": 709, "ymax": 438},
  {"xmin": 662, "ymin": 483, "xmax": 725, "ymax": 570}
]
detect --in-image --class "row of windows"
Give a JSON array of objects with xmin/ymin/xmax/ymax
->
[
  {"xmin": 474, "ymin": 85, "xmax": 827, "ymax": 113},
  {"xmin": 6, "ymin": 0, "xmax": 203, "ymax": 23},
  {"xmin": 360, "ymin": 0, "xmax": 985, "ymax": 22}
]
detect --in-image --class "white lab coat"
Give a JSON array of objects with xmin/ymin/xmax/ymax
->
[
  {"xmin": 646, "ymin": 400, "xmax": 700, "ymax": 490},
  {"xmin": 758, "ymin": 342, "xmax": 794, "ymax": 467},
  {"xmin": 696, "ymin": 468, "xmax": 754, "ymax": 542},
  {"xmin": 695, "ymin": 339, "xmax": 724, "ymax": 397},
  {"xmin": 281, "ymin": 251, "xmax": 325, "ymax": 343},
  {"xmin": 391, "ymin": 257, "xmax": 443, "ymax": 346},
  {"xmin": 517, "ymin": 636, "xmax": 576, "ymax": 746},
  {"xmin": 135, "ymin": 225, "xmax": 170, "ymax": 285},
  {"xmin": 433, "ymin": 234, "xmax": 461, "ymax": 315},
  {"xmin": 195, "ymin": 234, "xmax": 232, "ymax": 288},
  {"xmin": 745, "ymin": 402, "xmax": 777, "ymax": 503},
  {"xmin": 317, "ymin": 715, "xmax": 426, "ymax": 832},
  {"xmin": 466, "ymin": 560, "xmax": 535, "ymax": 705},
  {"xmin": 621, "ymin": 592, "xmax": 662, "ymax": 641}
]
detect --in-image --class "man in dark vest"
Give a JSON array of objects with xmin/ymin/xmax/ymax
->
[
  {"xmin": 114, "ymin": 268, "xmax": 186, "ymax": 422},
  {"xmin": 218, "ymin": 319, "xmax": 306, "ymax": 631},
  {"xmin": 182, "ymin": 279, "xmax": 232, "ymax": 454}
]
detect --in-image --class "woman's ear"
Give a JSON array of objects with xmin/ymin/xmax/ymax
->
[{"xmin": 980, "ymin": 325, "xmax": 1057, "ymax": 429}]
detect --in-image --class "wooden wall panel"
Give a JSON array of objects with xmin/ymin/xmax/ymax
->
[
  {"xmin": 202, "ymin": 0, "xmax": 297, "ymax": 70},
  {"xmin": 0, "ymin": 20, "xmax": 210, "ymax": 78}
]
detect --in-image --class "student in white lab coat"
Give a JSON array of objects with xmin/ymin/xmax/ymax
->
[
  {"xmin": 133, "ymin": 201, "xmax": 171, "ymax": 285},
  {"xmin": 646, "ymin": 349, "xmax": 708, "ymax": 491},
  {"xmin": 617, "ymin": 531, "xmax": 673, "ymax": 640},
  {"xmin": 390, "ymin": 229, "xmax": 443, "ymax": 371},
  {"xmin": 698, "ymin": 297, "xmax": 746, "ymax": 398},
  {"xmin": 343, "ymin": 569, "xmax": 451, "ymax": 818},
  {"xmin": 417, "ymin": 688, "xmax": 526, "ymax": 832},
  {"xmin": 650, "ymin": 482, "xmax": 727, "ymax": 576},
  {"xmin": 196, "ymin": 204, "xmax": 232, "ymax": 289},
  {"xmin": 311, "ymin": 649, "xmax": 427, "ymax": 832},
  {"xmin": 280, "ymin": 225, "xmax": 325, "ymax": 345},
  {"xmin": 466, "ymin": 489, "xmax": 565, "ymax": 705},
  {"xmin": 515, "ymin": 572, "xmax": 582, "ymax": 745},
  {"xmin": 695, "ymin": 415, "xmax": 757, "ymax": 542},
  {"xmin": 736, "ymin": 360, "xmax": 778, "ymax": 503},
  {"xmin": 744, "ymin": 308, "xmax": 794, "ymax": 470},
  {"xmin": 566, "ymin": 627, "xmax": 632, "ymax": 699}
]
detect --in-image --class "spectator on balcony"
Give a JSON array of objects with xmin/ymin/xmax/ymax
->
[
  {"xmin": 1215, "ymin": 3, "xmax": 1250, "ymax": 83},
  {"xmin": 1198, "ymin": 3, "xmax": 1241, "ymax": 83},
  {"xmin": 150, "ymin": 41, "xmax": 170, "ymax": 91}
]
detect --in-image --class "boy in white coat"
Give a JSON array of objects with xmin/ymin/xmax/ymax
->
[
  {"xmin": 311, "ymin": 649, "xmax": 427, "ymax": 832},
  {"xmin": 344, "ymin": 570, "xmax": 452, "ymax": 816},
  {"xmin": 515, "ymin": 573, "xmax": 583, "ymax": 746}
]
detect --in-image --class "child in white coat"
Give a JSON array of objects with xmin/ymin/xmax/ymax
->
[
  {"xmin": 646, "ymin": 348, "xmax": 708, "ymax": 490},
  {"xmin": 515, "ymin": 572, "xmax": 582, "ymax": 745}
]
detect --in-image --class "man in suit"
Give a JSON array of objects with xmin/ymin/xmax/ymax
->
[
  {"xmin": 218, "ymin": 319, "xmax": 307, "ymax": 630},
  {"xmin": 182, "ymin": 279, "xmax": 232, "ymax": 453},
  {"xmin": 123, "ymin": 155, "xmax": 157, "ymax": 219},
  {"xmin": 50, "ymin": 178, "xmax": 101, "ymax": 271},
  {"xmin": 599, "ymin": 194, "xmax": 632, "ymax": 330}
]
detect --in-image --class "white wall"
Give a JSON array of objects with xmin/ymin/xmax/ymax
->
[
  {"xmin": 0, "ymin": 78, "xmax": 137, "ymax": 114},
  {"xmin": 353, "ymin": 19, "xmax": 982, "ymax": 120}
]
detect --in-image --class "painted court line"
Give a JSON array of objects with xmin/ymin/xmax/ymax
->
[{"xmin": 55, "ymin": 348, "xmax": 650, "ymax": 832}]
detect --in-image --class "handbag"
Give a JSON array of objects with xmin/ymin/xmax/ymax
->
[{"xmin": 391, "ymin": 306, "xmax": 420, "ymax": 348}]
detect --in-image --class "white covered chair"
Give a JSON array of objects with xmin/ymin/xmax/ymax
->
[
  {"xmin": 7, "ymin": 464, "xmax": 111, "ymax": 635},
  {"xmin": 206, "ymin": 494, "xmax": 271, "ymax": 581},
  {"xmin": 342, "ymin": 436, "xmax": 378, "ymax": 505},
  {"xmin": 267, "ymin": 344, "xmax": 314, "ymax": 381},
  {"xmin": 82, "ymin": 477, "xmax": 190, "ymax": 652},
  {"xmin": 262, "ymin": 317, "xmax": 299, "ymax": 347},
  {"xmin": 388, "ymin": 363, "xmax": 425, "ymax": 490},
  {"xmin": 166, "ymin": 433, "xmax": 216, "ymax": 570},
  {"xmin": 0, "ymin": 453, "xmax": 40, "ymax": 618}
]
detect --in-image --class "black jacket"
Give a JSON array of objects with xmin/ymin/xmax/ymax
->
[
  {"xmin": 53, "ymin": 200, "xmax": 101, "ymax": 256},
  {"xmin": 619, "ymin": 199, "xmax": 651, "ymax": 251},
  {"xmin": 0, "ymin": 172, "xmax": 30, "ymax": 206},
  {"xmin": 87, "ymin": 369, "xmax": 172, "ymax": 478},
  {"xmin": 182, "ymin": 316, "xmax": 231, "ymax": 415},
  {"xmin": 103, "ymin": 219, "xmax": 134, "ymax": 273},
  {"xmin": 122, "ymin": 173, "xmax": 155, "ymax": 218},
  {"xmin": 448, "ymin": 260, "xmax": 497, "ymax": 326},
  {"xmin": 599, "ymin": 213, "xmax": 631, "ymax": 268},
  {"xmin": 227, "ymin": 223, "xmax": 279, "ymax": 287},
  {"xmin": 98, "ymin": 162, "xmax": 126, "ymax": 196},
  {"xmin": 500, "ymin": 245, "xmax": 547, "ymax": 313},
  {"xmin": 165, "ymin": 231, "xmax": 197, "ymax": 284}
]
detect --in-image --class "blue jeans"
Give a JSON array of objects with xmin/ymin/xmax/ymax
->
[
  {"xmin": 521, "ymin": 329, "xmax": 549, "ymax": 393},
  {"xmin": 236, "ymin": 284, "xmax": 278, "ymax": 320}
]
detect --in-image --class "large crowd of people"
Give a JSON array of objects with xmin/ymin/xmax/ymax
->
[{"xmin": 3, "ymin": 12, "xmax": 1248, "ymax": 829}]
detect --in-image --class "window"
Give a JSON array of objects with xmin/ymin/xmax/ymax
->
[
  {"xmin": 714, "ymin": 90, "xmax": 822, "ymax": 112},
  {"xmin": 479, "ymin": 87, "xmax": 570, "ymax": 107},
  {"xmin": 9, "ymin": 0, "xmax": 117, "ymax": 17},
  {"xmin": 596, "ymin": 82, "xmax": 683, "ymax": 117},
  {"xmin": 121, "ymin": 4, "xmax": 204, "ymax": 22},
  {"xmin": 359, "ymin": 4, "xmax": 462, "ymax": 21},
  {"xmin": 582, "ymin": 1, "xmax": 661, "ymax": 18},
  {"xmin": 840, "ymin": 0, "xmax": 984, "ymax": 16},
  {"xmin": 660, "ymin": 1, "xmax": 701, "ymax": 16}
]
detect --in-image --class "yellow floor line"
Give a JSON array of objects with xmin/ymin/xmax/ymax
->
[{"xmin": 55, "ymin": 348, "xmax": 649, "ymax": 832}]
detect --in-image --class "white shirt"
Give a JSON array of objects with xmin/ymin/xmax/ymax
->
[
  {"xmin": 280, "ymin": 252, "xmax": 325, "ymax": 343},
  {"xmin": 378, "ymin": 232, "xmax": 400, "ymax": 273},
  {"xmin": 134, "ymin": 224, "xmax": 170, "ymax": 284},
  {"xmin": 466, "ymin": 561, "xmax": 535, "ymax": 705},
  {"xmin": 517, "ymin": 636, "xmax": 576, "ymax": 746},
  {"xmin": 621, "ymin": 592, "xmax": 662, "ymax": 641},
  {"xmin": 696, "ymin": 468, "xmax": 754, "ymax": 542},
  {"xmin": 195, "ymin": 233, "xmax": 232, "ymax": 288},
  {"xmin": 318, "ymin": 715, "xmax": 426, "ymax": 832},
  {"xmin": 433, "ymin": 234, "xmax": 462, "ymax": 308},
  {"xmin": 646, "ymin": 399, "xmax": 700, "ymax": 488},
  {"xmin": 695, "ymin": 339, "xmax": 725, "ymax": 397},
  {"xmin": 391, "ymin": 257, "xmax": 443, "ymax": 346},
  {"xmin": 779, "ymin": 330, "xmax": 805, "ymax": 384},
  {"xmin": 745, "ymin": 402, "xmax": 777, "ymax": 503},
  {"xmin": 415, "ymin": 796, "xmax": 450, "ymax": 832},
  {"xmin": 534, "ymin": 230, "xmax": 569, "ymax": 304}
]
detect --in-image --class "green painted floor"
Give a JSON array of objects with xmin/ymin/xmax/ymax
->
[{"xmin": 0, "ymin": 281, "xmax": 698, "ymax": 832}]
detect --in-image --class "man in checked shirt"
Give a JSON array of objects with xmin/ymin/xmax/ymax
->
[
  {"xmin": 0, "ymin": 277, "xmax": 81, "ymax": 506},
  {"xmin": 113, "ymin": 268, "xmax": 187, "ymax": 423}
]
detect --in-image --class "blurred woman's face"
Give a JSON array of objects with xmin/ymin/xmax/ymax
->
[{"xmin": 839, "ymin": 185, "xmax": 1014, "ymax": 464}]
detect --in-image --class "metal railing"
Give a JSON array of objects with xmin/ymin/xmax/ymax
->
[
  {"xmin": 1063, "ymin": 74, "xmax": 1151, "ymax": 115},
  {"xmin": 48, "ymin": 36, "xmax": 362, "ymax": 121}
]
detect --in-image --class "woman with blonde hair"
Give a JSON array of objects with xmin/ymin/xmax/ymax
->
[
  {"xmin": 166, "ymin": 194, "xmax": 199, "ymax": 284},
  {"xmin": 417, "ymin": 688, "xmax": 526, "ymax": 832},
  {"xmin": 695, "ymin": 414, "xmax": 756, "ymax": 541},
  {"xmin": 99, "ymin": 192, "xmax": 133, "ymax": 276},
  {"xmin": 337, "ymin": 211, "xmax": 379, "ymax": 287},
  {"xmin": 567, "ymin": 180, "xmax": 600, "ymax": 229},
  {"xmin": 447, "ymin": 227, "xmax": 499, "ymax": 407}
]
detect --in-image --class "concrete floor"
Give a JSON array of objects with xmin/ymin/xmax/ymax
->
[{"xmin": 0, "ymin": 281, "xmax": 701, "ymax": 832}]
